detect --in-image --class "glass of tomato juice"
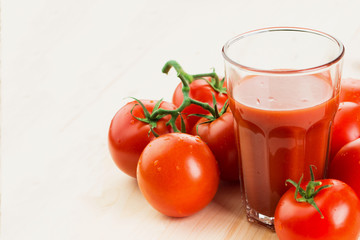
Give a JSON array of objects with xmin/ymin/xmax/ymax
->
[{"xmin": 222, "ymin": 27, "xmax": 344, "ymax": 229}]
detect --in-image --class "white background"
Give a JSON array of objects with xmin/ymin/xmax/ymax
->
[{"xmin": 2, "ymin": 0, "xmax": 360, "ymax": 239}]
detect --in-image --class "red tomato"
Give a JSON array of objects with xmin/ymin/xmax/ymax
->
[
  {"xmin": 173, "ymin": 78, "xmax": 228, "ymax": 130},
  {"xmin": 191, "ymin": 110, "xmax": 239, "ymax": 182},
  {"xmin": 108, "ymin": 100, "xmax": 184, "ymax": 178},
  {"xmin": 329, "ymin": 138, "xmax": 360, "ymax": 198},
  {"xmin": 275, "ymin": 179, "xmax": 360, "ymax": 240},
  {"xmin": 340, "ymin": 78, "xmax": 360, "ymax": 104},
  {"xmin": 137, "ymin": 133, "xmax": 220, "ymax": 217},
  {"xmin": 330, "ymin": 101, "xmax": 360, "ymax": 161}
]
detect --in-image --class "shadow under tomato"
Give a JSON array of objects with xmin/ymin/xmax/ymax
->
[
  {"xmin": 212, "ymin": 181, "xmax": 244, "ymax": 216},
  {"xmin": 155, "ymin": 181, "xmax": 243, "ymax": 221}
]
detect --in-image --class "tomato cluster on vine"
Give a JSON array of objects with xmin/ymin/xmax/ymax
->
[{"xmin": 108, "ymin": 60, "xmax": 240, "ymax": 217}]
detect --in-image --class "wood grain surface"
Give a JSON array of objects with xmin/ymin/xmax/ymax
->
[{"xmin": 2, "ymin": 0, "xmax": 360, "ymax": 239}]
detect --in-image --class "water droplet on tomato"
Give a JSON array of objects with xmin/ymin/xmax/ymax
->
[
  {"xmin": 130, "ymin": 119, "xmax": 135, "ymax": 124},
  {"xmin": 301, "ymin": 98, "xmax": 309, "ymax": 103},
  {"xmin": 157, "ymin": 167, "xmax": 161, "ymax": 171},
  {"xmin": 153, "ymin": 160, "xmax": 159, "ymax": 166},
  {"xmin": 268, "ymin": 97, "xmax": 275, "ymax": 102}
]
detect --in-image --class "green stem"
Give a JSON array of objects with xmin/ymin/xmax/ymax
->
[
  {"xmin": 151, "ymin": 73, "xmax": 192, "ymax": 117},
  {"xmin": 189, "ymin": 98, "xmax": 217, "ymax": 117},
  {"xmin": 162, "ymin": 60, "xmax": 194, "ymax": 84},
  {"xmin": 162, "ymin": 60, "xmax": 226, "ymax": 94}
]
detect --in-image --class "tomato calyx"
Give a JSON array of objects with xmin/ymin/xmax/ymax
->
[
  {"xmin": 286, "ymin": 166, "xmax": 332, "ymax": 218},
  {"xmin": 190, "ymin": 95, "xmax": 229, "ymax": 134},
  {"xmin": 162, "ymin": 60, "xmax": 227, "ymax": 94},
  {"xmin": 129, "ymin": 97, "xmax": 169, "ymax": 137}
]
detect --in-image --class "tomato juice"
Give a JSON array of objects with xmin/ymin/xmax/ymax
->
[{"xmin": 229, "ymin": 74, "xmax": 339, "ymax": 218}]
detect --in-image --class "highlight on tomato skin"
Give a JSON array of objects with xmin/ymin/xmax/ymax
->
[
  {"xmin": 329, "ymin": 101, "xmax": 360, "ymax": 162},
  {"xmin": 137, "ymin": 133, "xmax": 220, "ymax": 217},
  {"xmin": 339, "ymin": 78, "xmax": 360, "ymax": 104},
  {"xmin": 191, "ymin": 110, "xmax": 240, "ymax": 182},
  {"xmin": 329, "ymin": 138, "xmax": 360, "ymax": 199}
]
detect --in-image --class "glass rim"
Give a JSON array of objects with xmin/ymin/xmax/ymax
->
[{"xmin": 222, "ymin": 27, "xmax": 345, "ymax": 74}]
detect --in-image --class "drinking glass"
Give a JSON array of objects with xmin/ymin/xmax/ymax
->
[{"xmin": 222, "ymin": 27, "xmax": 344, "ymax": 229}]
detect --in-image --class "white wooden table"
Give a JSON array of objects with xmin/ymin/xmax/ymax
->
[{"xmin": 2, "ymin": 0, "xmax": 360, "ymax": 239}]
